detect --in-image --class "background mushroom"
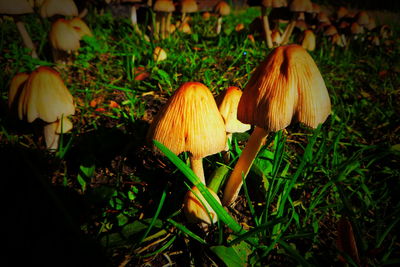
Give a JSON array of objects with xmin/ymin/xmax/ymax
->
[
  {"xmin": 0, "ymin": 0, "xmax": 38, "ymax": 58},
  {"xmin": 222, "ymin": 44, "xmax": 331, "ymax": 206},
  {"xmin": 214, "ymin": 1, "xmax": 231, "ymax": 35},
  {"xmin": 153, "ymin": 0, "xmax": 175, "ymax": 39},
  {"xmin": 281, "ymin": 0, "xmax": 313, "ymax": 45},
  {"xmin": 49, "ymin": 18, "xmax": 81, "ymax": 62},
  {"xmin": 39, "ymin": 0, "xmax": 78, "ymax": 18},
  {"xmin": 147, "ymin": 82, "xmax": 226, "ymax": 184}
]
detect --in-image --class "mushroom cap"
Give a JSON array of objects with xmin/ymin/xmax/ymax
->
[
  {"xmin": 323, "ymin": 25, "xmax": 338, "ymax": 36},
  {"xmin": 153, "ymin": 0, "xmax": 175, "ymax": 12},
  {"xmin": 0, "ymin": 0, "xmax": 33, "ymax": 14},
  {"xmin": 40, "ymin": 0, "xmax": 78, "ymax": 18},
  {"xmin": 8, "ymin": 72, "xmax": 29, "ymax": 109},
  {"xmin": 153, "ymin": 46, "xmax": 167, "ymax": 61},
  {"xmin": 216, "ymin": 86, "xmax": 251, "ymax": 134},
  {"xmin": 331, "ymin": 33, "xmax": 345, "ymax": 47},
  {"xmin": 179, "ymin": 22, "xmax": 192, "ymax": 34},
  {"xmin": 55, "ymin": 116, "xmax": 73, "ymax": 134},
  {"xmin": 295, "ymin": 20, "xmax": 308, "ymax": 31},
  {"xmin": 289, "ymin": 0, "xmax": 313, "ymax": 13},
  {"xmin": 301, "ymin": 29, "xmax": 315, "ymax": 51},
  {"xmin": 317, "ymin": 12, "xmax": 330, "ymax": 24},
  {"xmin": 350, "ymin": 22, "xmax": 364, "ymax": 35},
  {"xmin": 356, "ymin": 11, "xmax": 369, "ymax": 26},
  {"xmin": 180, "ymin": 0, "xmax": 198, "ymax": 13},
  {"xmin": 68, "ymin": 17, "xmax": 93, "ymax": 38},
  {"xmin": 271, "ymin": 29, "xmax": 282, "ymax": 44},
  {"xmin": 311, "ymin": 3, "xmax": 320, "ymax": 13},
  {"xmin": 262, "ymin": 0, "xmax": 287, "ymax": 8},
  {"xmin": 183, "ymin": 186, "xmax": 221, "ymax": 225},
  {"xmin": 147, "ymin": 82, "xmax": 226, "ymax": 159},
  {"xmin": 18, "ymin": 66, "xmax": 75, "ymax": 123},
  {"xmin": 49, "ymin": 18, "xmax": 81, "ymax": 51},
  {"xmin": 238, "ymin": 44, "xmax": 331, "ymax": 131},
  {"xmin": 214, "ymin": 1, "xmax": 230, "ymax": 16},
  {"xmin": 337, "ymin": 6, "xmax": 348, "ymax": 20},
  {"xmin": 365, "ymin": 16, "xmax": 376, "ymax": 31}
]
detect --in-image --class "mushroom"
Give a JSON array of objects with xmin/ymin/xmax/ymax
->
[
  {"xmin": 8, "ymin": 72, "xmax": 30, "ymax": 111},
  {"xmin": 216, "ymin": 86, "xmax": 251, "ymax": 151},
  {"xmin": 68, "ymin": 17, "xmax": 93, "ymax": 38},
  {"xmin": 153, "ymin": 0, "xmax": 175, "ymax": 39},
  {"xmin": 17, "ymin": 66, "xmax": 75, "ymax": 150},
  {"xmin": 179, "ymin": 21, "xmax": 192, "ymax": 34},
  {"xmin": 179, "ymin": 0, "xmax": 198, "ymax": 26},
  {"xmin": 271, "ymin": 29, "xmax": 282, "ymax": 46},
  {"xmin": 121, "ymin": 0, "xmax": 149, "ymax": 40},
  {"xmin": 49, "ymin": 18, "xmax": 81, "ymax": 62},
  {"xmin": 214, "ymin": 1, "xmax": 230, "ymax": 35},
  {"xmin": 336, "ymin": 6, "xmax": 348, "ymax": 21},
  {"xmin": 260, "ymin": 0, "xmax": 288, "ymax": 48},
  {"xmin": 300, "ymin": 29, "xmax": 315, "ymax": 51},
  {"xmin": 153, "ymin": 46, "xmax": 167, "ymax": 62},
  {"xmin": 0, "ymin": 0, "xmax": 38, "ymax": 58},
  {"xmin": 281, "ymin": 0, "xmax": 313, "ymax": 45},
  {"xmin": 44, "ymin": 116, "xmax": 73, "ymax": 150},
  {"xmin": 39, "ymin": 0, "xmax": 78, "ymax": 18},
  {"xmin": 183, "ymin": 186, "xmax": 221, "ymax": 225},
  {"xmin": 147, "ymin": 82, "xmax": 226, "ymax": 184},
  {"xmin": 222, "ymin": 44, "xmax": 331, "ymax": 206}
]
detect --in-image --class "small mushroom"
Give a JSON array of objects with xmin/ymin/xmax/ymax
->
[
  {"xmin": 49, "ymin": 18, "xmax": 81, "ymax": 62},
  {"xmin": 147, "ymin": 82, "xmax": 226, "ymax": 184},
  {"xmin": 300, "ymin": 29, "xmax": 315, "ymax": 51},
  {"xmin": 281, "ymin": 0, "xmax": 313, "ymax": 45},
  {"xmin": 68, "ymin": 17, "xmax": 93, "ymax": 38},
  {"xmin": 179, "ymin": 0, "xmax": 198, "ymax": 26},
  {"xmin": 39, "ymin": 0, "xmax": 78, "ymax": 18},
  {"xmin": 222, "ymin": 45, "xmax": 331, "ymax": 206},
  {"xmin": 153, "ymin": 0, "xmax": 175, "ymax": 39},
  {"xmin": 153, "ymin": 46, "xmax": 167, "ymax": 62},
  {"xmin": 260, "ymin": 0, "xmax": 288, "ymax": 48}
]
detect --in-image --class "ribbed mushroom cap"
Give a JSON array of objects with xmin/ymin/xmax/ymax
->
[
  {"xmin": 238, "ymin": 44, "xmax": 331, "ymax": 131},
  {"xmin": 40, "ymin": 0, "xmax": 78, "ymax": 18},
  {"xmin": 8, "ymin": 72, "xmax": 29, "ymax": 109},
  {"xmin": 0, "ymin": 0, "xmax": 33, "ymax": 14},
  {"xmin": 18, "ymin": 66, "xmax": 75, "ymax": 123},
  {"xmin": 301, "ymin": 29, "xmax": 315, "ymax": 51},
  {"xmin": 68, "ymin": 17, "xmax": 93, "ymax": 38},
  {"xmin": 153, "ymin": 0, "xmax": 175, "ymax": 12},
  {"xmin": 49, "ymin": 18, "xmax": 80, "ymax": 51},
  {"xmin": 147, "ymin": 82, "xmax": 226, "ymax": 160},
  {"xmin": 183, "ymin": 186, "xmax": 221, "ymax": 225},
  {"xmin": 216, "ymin": 86, "xmax": 251, "ymax": 134},
  {"xmin": 289, "ymin": 0, "xmax": 313, "ymax": 13},
  {"xmin": 180, "ymin": 0, "xmax": 198, "ymax": 13},
  {"xmin": 214, "ymin": 1, "xmax": 230, "ymax": 16}
]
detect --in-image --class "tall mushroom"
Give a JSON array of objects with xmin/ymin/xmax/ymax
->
[
  {"xmin": 153, "ymin": 0, "xmax": 175, "ymax": 39},
  {"xmin": 147, "ymin": 82, "xmax": 226, "ymax": 184},
  {"xmin": 17, "ymin": 66, "xmax": 75, "ymax": 150},
  {"xmin": 179, "ymin": 0, "xmax": 198, "ymax": 26},
  {"xmin": 0, "ymin": 0, "xmax": 38, "ymax": 58},
  {"xmin": 49, "ymin": 18, "xmax": 81, "ymax": 62},
  {"xmin": 214, "ymin": 1, "xmax": 230, "ymax": 35},
  {"xmin": 260, "ymin": 0, "xmax": 287, "ymax": 48},
  {"xmin": 222, "ymin": 44, "xmax": 331, "ymax": 206},
  {"xmin": 281, "ymin": 0, "xmax": 313, "ymax": 45}
]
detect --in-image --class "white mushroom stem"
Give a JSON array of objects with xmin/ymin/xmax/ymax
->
[
  {"xmin": 160, "ymin": 13, "xmax": 166, "ymax": 39},
  {"xmin": 281, "ymin": 12, "xmax": 301, "ymax": 45},
  {"xmin": 216, "ymin": 16, "xmax": 223, "ymax": 34},
  {"xmin": 261, "ymin": 7, "xmax": 273, "ymax": 49},
  {"xmin": 14, "ymin": 18, "xmax": 38, "ymax": 58},
  {"xmin": 190, "ymin": 157, "xmax": 206, "ymax": 184},
  {"xmin": 44, "ymin": 122, "xmax": 59, "ymax": 151},
  {"xmin": 222, "ymin": 126, "xmax": 269, "ymax": 206}
]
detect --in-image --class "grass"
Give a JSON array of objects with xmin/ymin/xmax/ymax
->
[{"xmin": 1, "ymin": 4, "xmax": 399, "ymax": 267}]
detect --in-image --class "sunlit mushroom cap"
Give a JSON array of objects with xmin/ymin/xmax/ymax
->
[
  {"xmin": 214, "ymin": 1, "xmax": 230, "ymax": 16},
  {"xmin": 8, "ymin": 72, "xmax": 29, "ymax": 109},
  {"xmin": 216, "ymin": 86, "xmax": 251, "ymax": 134},
  {"xmin": 153, "ymin": 0, "xmax": 175, "ymax": 12},
  {"xmin": 183, "ymin": 186, "xmax": 221, "ymax": 225},
  {"xmin": 49, "ymin": 18, "xmax": 80, "ymax": 51},
  {"xmin": 301, "ymin": 29, "xmax": 315, "ymax": 51},
  {"xmin": 180, "ymin": 0, "xmax": 198, "ymax": 13},
  {"xmin": 0, "ymin": 0, "xmax": 33, "ymax": 14},
  {"xmin": 238, "ymin": 44, "xmax": 331, "ymax": 131},
  {"xmin": 18, "ymin": 66, "xmax": 75, "ymax": 123},
  {"xmin": 68, "ymin": 17, "xmax": 93, "ymax": 38},
  {"xmin": 40, "ymin": 0, "xmax": 78, "ymax": 18},
  {"xmin": 289, "ymin": 0, "xmax": 313, "ymax": 13},
  {"xmin": 147, "ymin": 82, "xmax": 226, "ymax": 159}
]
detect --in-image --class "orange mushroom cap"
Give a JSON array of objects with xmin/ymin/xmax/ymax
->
[{"xmin": 238, "ymin": 44, "xmax": 331, "ymax": 131}]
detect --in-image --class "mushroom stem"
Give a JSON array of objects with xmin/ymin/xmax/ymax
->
[
  {"xmin": 44, "ymin": 122, "xmax": 59, "ymax": 151},
  {"xmin": 165, "ymin": 12, "xmax": 172, "ymax": 38},
  {"xmin": 216, "ymin": 16, "xmax": 223, "ymax": 34},
  {"xmin": 261, "ymin": 7, "xmax": 273, "ymax": 48},
  {"xmin": 190, "ymin": 157, "xmax": 206, "ymax": 184},
  {"xmin": 222, "ymin": 126, "xmax": 269, "ymax": 206},
  {"xmin": 160, "ymin": 13, "xmax": 166, "ymax": 39},
  {"xmin": 281, "ymin": 19, "xmax": 296, "ymax": 45},
  {"xmin": 14, "ymin": 18, "xmax": 38, "ymax": 58}
]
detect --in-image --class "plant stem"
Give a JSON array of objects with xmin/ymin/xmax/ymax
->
[
  {"xmin": 222, "ymin": 126, "xmax": 269, "ymax": 206},
  {"xmin": 190, "ymin": 157, "xmax": 205, "ymax": 184}
]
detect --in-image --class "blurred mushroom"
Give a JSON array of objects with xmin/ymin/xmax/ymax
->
[
  {"xmin": 183, "ymin": 186, "xmax": 221, "ymax": 226},
  {"xmin": 153, "ymin": 0, "xmax": 175, "ymax": 39},
  {"xmin": 17, "ymin": 66, "xmax": 75, "ymax": 150},
  {"xmin": 68, "ymin": 17, "xmax": 93, "ymax": 38},
  {"xmin": 214, "ymin": 1, "xmax": 230, "ymax": 35},
  {"xmin": 222, "ymin": 44, "xmax": 331, "ymax": 206},
  {"xmin": 271, "ymin": 29, "xmax": 282, "ymax": 46},
  {"xmin": 356, "ymin": 11, "xmax": 369, "ymax": 28},
  {"xmin": 39, "ymin": 0, "xmax": 78, "ymax": 18},
  {"xmin": 49, "ymin": 18, "xmax": 81, "ymax": 62},
  {"xmin": 179, "ymin": 0, "xmax": 198, "ymax": 26},
  {"xmin": 153, "ymin": 46, "xmax": 167, "ymax": 61},
  {"xmin": 281, "ymin": 0, "xmax": 313, "ymax": 45},
  {"xmin": 300, "ymin": 29, "xmax": 315, "ymax": 51},
  {"xmin": 0, "ymin": 0, "xmax": 38, "ymax": 58},
  {"xmin": 260, "ymin": 0, "xmax": 287, "ymax": 48},
  {"xmin": 147, "ymin": 82, "xmax": 226, "ymax": 184},
  {"xmin": 336, "ymin": 6, "xmax": 348, "ymax": 21},
  {"xmin": 179, "ymin": 21, "xmax": 192, "ymax": 34}
]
